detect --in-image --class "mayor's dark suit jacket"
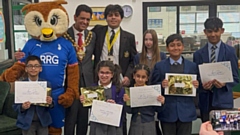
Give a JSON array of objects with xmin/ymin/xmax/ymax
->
[
  {"xmin": 193, "ymin": 42, "xmax": 239, "ymax": 113},
  {"xmin": 91, "ymin": 25, "xmax": 137, "ymax": 79},
  {"xmin": 67, "ymin": 27, "xmax": 96, "ymax": 87},
  {"xmin": 151, "ymin": 57, "xmax": 197, "ymax": 122},
  {"xmin": 13, "ymin": 78, "xmax": 52, "ymax": 130}
]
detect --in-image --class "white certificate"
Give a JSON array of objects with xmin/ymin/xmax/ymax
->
[
  {"xmin": 15, "ymin": 81, "xmax": 47, "ymax": 103},
  {"xmin": 199, "ymin": 61, "xmax": 233, "ymax": 83},
  {"xmin": 130, "ymin": 85, "xmax": 161, "ymax": 108},
  {"xmin": 165, "ymin": 73, "xmax": 197, "ymax": 97},
  {"xmin": 89, "ymin": 100, "xmax": 123, "ymax": 127}
]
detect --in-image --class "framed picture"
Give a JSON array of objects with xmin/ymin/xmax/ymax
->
[
  {"xmin": 90, "ymin": 7, "xmax": 107, "ymax": 26},
  {"xmin": 149, "ymin": 7, "xmax": 161, "ymax": 12}
]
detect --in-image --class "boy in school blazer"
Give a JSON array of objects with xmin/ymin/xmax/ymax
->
[
  {"xmin": 91, "ymin": 4, "xmax": 137, "ymax": 87},
  {"xmin": 151, "ymin": 34, "xmax": 198, "ymax": 135},
  {"xmin": 13, "ymin": 55, "xmax": 53, "ymax": 135},
  {"xmin": 193, "ymin": 17, "xmax": 239, "ymax": 122},
  {"xmin": 14, "ymin": 78, "xmax": 52, "ymax": 131}
]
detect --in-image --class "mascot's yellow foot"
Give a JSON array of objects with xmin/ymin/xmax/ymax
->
[{"xmin": 49, "ymin": 127, "xmax": 62, "ymax": 135}]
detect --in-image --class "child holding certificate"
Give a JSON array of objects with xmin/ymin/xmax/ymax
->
[
  {"xmin": 193, "ymin": 17, "xmax": 239, "ymax": 123},
  {"xmin": 133, "ymin": 29, "xmax": 166, "ymax": 135},
  {"xmin": 80, "ymin": 61, "xmax": 125, "ymax": 135},
  {"xmin": 13, "ymin": 55, "xmax": 53, "ymax": 135},
  {"xmin": 151, "ymin": 34, "xmax": 199, "ymax": 135},
  {"xmin": 123, "ymin": 64, "xmax": 165, "ymax": 135}
]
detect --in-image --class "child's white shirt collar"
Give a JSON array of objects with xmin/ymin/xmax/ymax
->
[
  {"xmin": 98, "ymin": 81, "xmax": 112, "ymax": 89},
  {"xmin": 169, "ymin": 56, "xmax": 183, "ymax": 65}
]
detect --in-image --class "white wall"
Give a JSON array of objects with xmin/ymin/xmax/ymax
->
[{"xmin": 39, "ymin": 0, "xmax": 204, "ymax": 51}]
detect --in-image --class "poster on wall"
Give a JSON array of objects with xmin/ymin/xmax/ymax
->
[
  {"xmin": 0, "ymin": 11, "xmax": 5, "ymax": 43},
  {"xmin": 14, "ymin": 32, "xmax": 29, "ymax": 50},
  {"xmin": 148, "ymin": 19, "xmax": 163, "ymax": 28},
  {"xmin": 90, "ymin": 7, "xmax": 107, "ymax": 26}
]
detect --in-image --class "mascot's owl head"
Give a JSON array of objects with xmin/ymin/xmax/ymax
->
[{"xmin": 22, "ymin": 0, "xmax": 69, "ymax": 41}]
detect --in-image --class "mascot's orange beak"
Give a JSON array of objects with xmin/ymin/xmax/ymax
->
[{"xmin": 41, "ymin": 28, "xmax": 54, "ymax": 39}]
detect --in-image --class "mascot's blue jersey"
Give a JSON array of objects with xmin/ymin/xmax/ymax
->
[
  {"xmin": 21, "ymin": 37, "xmax": 78, "ymax": 90},
  {"xmin": 20, "ymin": 37, "xmax": 78, "ymax": 128}
]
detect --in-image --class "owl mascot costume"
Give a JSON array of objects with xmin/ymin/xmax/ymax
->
[{"xmin": 0, "ymin": 0, "xmax": 79, "ymax": 135}]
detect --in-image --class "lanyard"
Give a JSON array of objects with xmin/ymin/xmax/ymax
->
[{"xmin": 106, "ymin": 29, "xmax": 120, "ymax": 54}]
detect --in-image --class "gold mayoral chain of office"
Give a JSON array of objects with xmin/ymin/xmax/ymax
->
[
  {"xmin": 106, "ymin": 29, "xmax": 120, "ymax": 54},
  {"xmin": 63, "ymin": 31, "xmax": 92, "ymax": 61}
]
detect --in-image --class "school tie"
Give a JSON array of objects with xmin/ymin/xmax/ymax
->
[
  {"xmin": 109, "ymin": 30, "xmax": 115, "ymax": 55},
  {"xmin": 110, "ymin": 29, "xmax": 115, "ymax": 44},
  {"xmin": 78, "ymin": 33, "xmax": 83, "ymax": 49},
  {"xmin": 211, "ymin": 45, "xmax": 217, "ymax": 63},
  {"xmin": 173, "ymin": 62, "xmax": 179, "ymax": 65}
]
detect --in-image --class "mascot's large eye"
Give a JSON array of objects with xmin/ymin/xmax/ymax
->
[
  {"xmin": 34, "ymin": 16, "xmax": 42, "ymax": 26},
  {"xmin": 50, "ymin": 15, "xmax": 59, "ymax": 26}
]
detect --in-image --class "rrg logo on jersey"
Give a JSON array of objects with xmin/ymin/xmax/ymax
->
[{"xmin": 40, "ymin": 52, "xmax": 59, "ymax": 65}]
